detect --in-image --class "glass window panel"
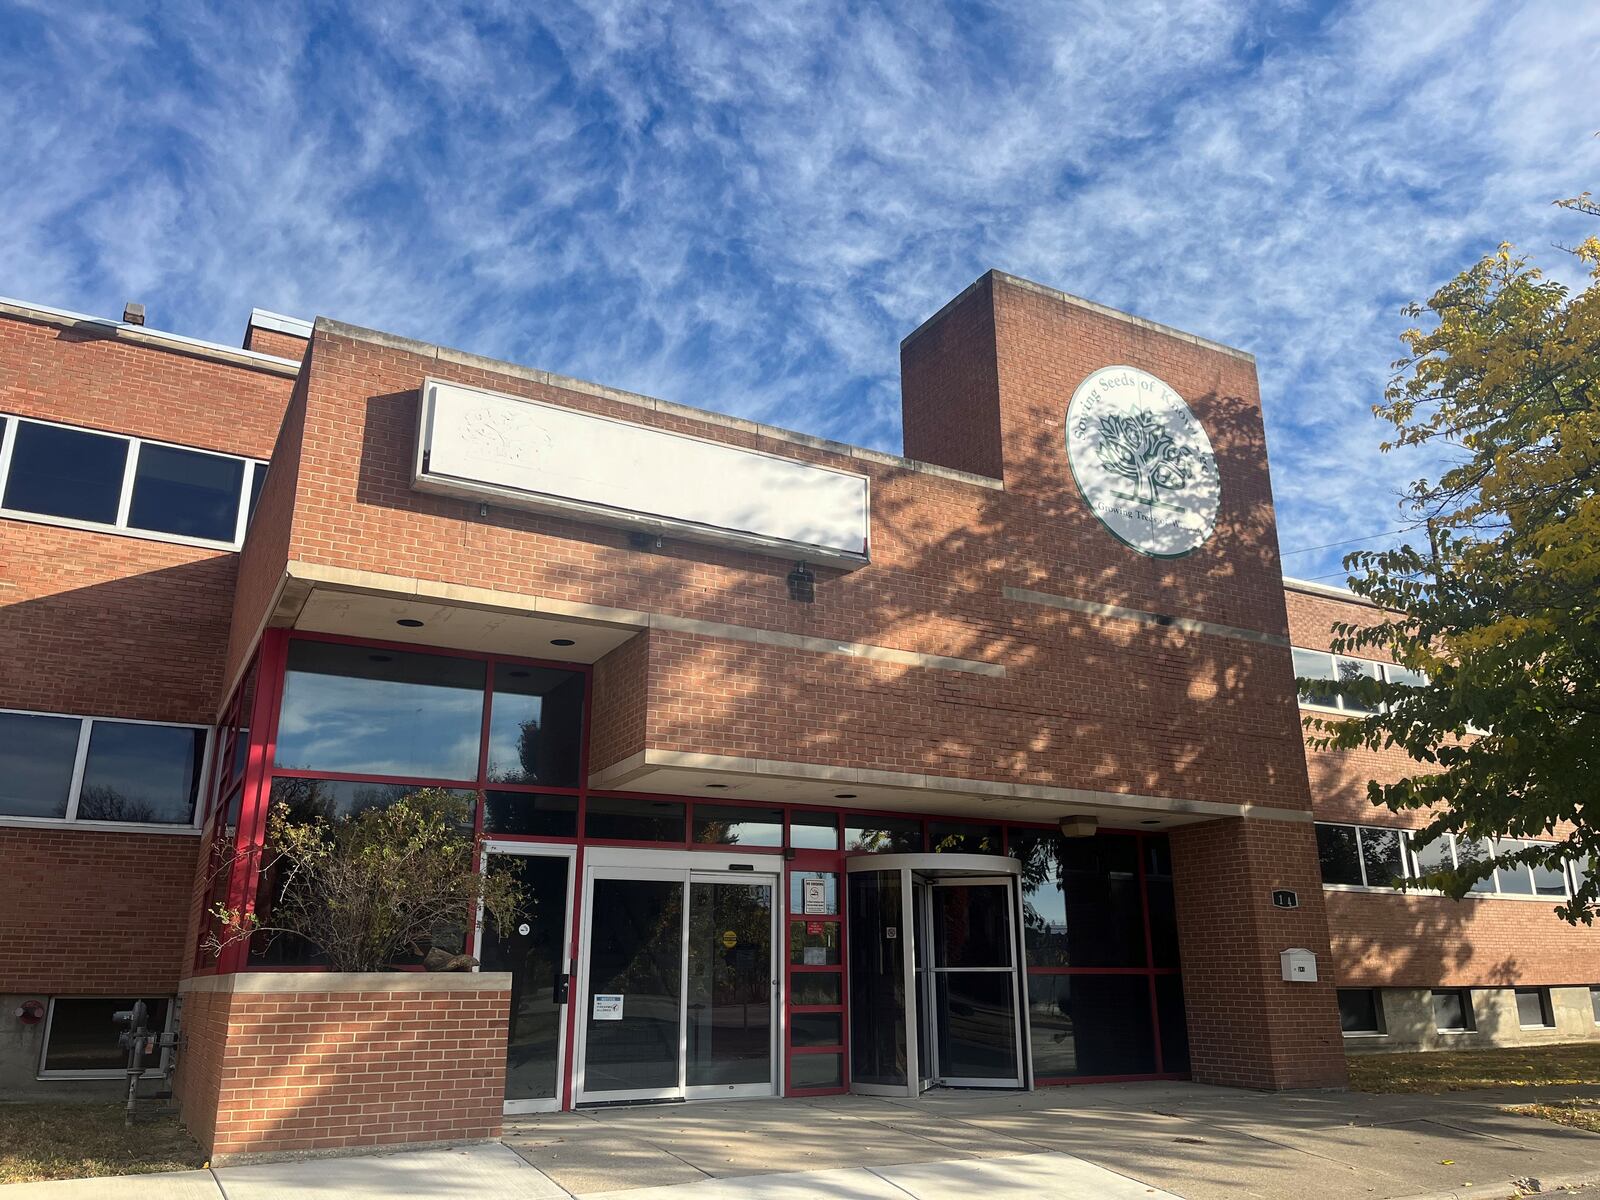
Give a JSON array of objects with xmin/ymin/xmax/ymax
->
[
  {"xmin": 1315, "ymin": 825, "xmax": 1362, "ymax": 885},
  {"xmin": 792, "ymin": 1012, "xmax": 842, "ymax": 1047},
  {"xmin": 790, "ymin": 972, "xmax": 841, "ymax": 1007},
  {"xmin": 1527, "ymin": 844, "xmax": 1569, "ymax": 897},
  {"xmin": 1384, "ymin": 663, "xmax": 1427, "ymax": 689},
  {"xmin": 76, "ymin": 721, "xmax": 204, "ymax": 824},
  {"xmin": 1406, "ymin": 831, "xmax": 1454, "ymax": 881},
  {"xmin": 845, "ymin": 815, "xmax": 922, "ymax": 853},
  {"xmin": 1014, "ymin": 832, "xmax": 1145, "ymax": 968},
  {"xmin": 935, "ymin": 972, "xmax": 1018, "ymax": 1079},
  {"xmin": 1590, "ymin": 987, "xmax": 1600, "ymax": 1024},
  {"xmin": 43, "ymin": 998, "xmax": 171, "ymax": 1073},
  {"xmin": 932, "ymin": 885, "xmax": 1012, "ymax": 968},
  {"xmin": 583, "ymin": 878, "xmax": 684, "ymax": 1093},
  {"xmin": 687, "ymin": 879, "xmax": 773, "ymax": 1088},
  {"xmin": 483, "ymin": 790, "xmax": 578, "ymax": 838},
  {"xmin": 1142, "ymin": 833, "xmax": 1179, "ymax": 967},
  {"xmin": 1432, "ymin": 989, "xmax": 1472, "ymax": 1031},
  {"xmin": 486, "ymin": 664, "xmax": 585, "ymax": 787},
  {"xmin": 789, "ymin": 1051, "xmax": 842, "ymax": 1089},
  {"xmin": 694, "ymin": 804, "xmax": 783, "ymax": 847},
  {"xmin": 928, "ymin": 821, "xmax": 1002, "ymax": 853},
  {"xmin": 788, "ymin": 871, "xmax": 839, "ymax": 915},
  {"xmin": 1338, "ymin": 988, "xmax": 1383, "ymax": 1034},
  {"xmin": 1155, "ymin": 975, "xmax": 1190, "ymax": 1073},
  {"xmin": 1493, "ymin": 839, "xmax": 1536, "ymax": 895},
  {"xmin": 1455, "ymin": 836, "xmax": 1498, "ymax": 893},
  {"xmin": 126, "ymin": 443, "xmax": 244, "ymax": 541},
  {"xmin": 4, "ymin": 421, "xmax": 127, "ymax": 524},
  {"xmin": 1359, "ymin": 827, "xmax": 1406, "ymax": 887},
  {"xmin": 1292, "ymin": 648, "xmax": 1339, "ymax": 707},
  {"xmin": 789, "ymin": 810, "xmax": 839, "ymax": 850},
  {"xmin": 846, "ymin": 871, "xmax": 905, "ymax": 1086},
  {"xmin": 477, "ymin": 854, "xmax": 571, "ymax": 1102},
  {"xmin": 274, "ymin": 641, "xmax": 485, "ymax": 780},
  {"xmin": 1335, "ymin": 657, "xmax": 1381, "ymax": 713},
  {"xmin": 789, "ymin": 919, "xmax": 841, "ymax": 966},
  {"xmin": 1027, "ymin": 974, "xmax": 1156, "ymax": 1078},
  {"xmin": 0, "ymin": 711, "xmax": 81, "ymax": 818},
  {"xmin": 247, "ymin": 462, "xmax": 266, "ymax": 517},
  {"xmin": 584, "ymin": 796, "xmax": 685, "ymax": 841},
  {"xmin": 1516, "ymin": 988, "xmax": 1552, "ymax": 1027}
]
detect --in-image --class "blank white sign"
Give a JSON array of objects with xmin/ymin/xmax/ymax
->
[{"xmin": 415, "ymin": 379, "xmax": 870, "ymax": 564}]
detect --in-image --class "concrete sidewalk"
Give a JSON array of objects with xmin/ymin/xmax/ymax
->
[{"xmin": 6, "ymin": 1081, "xmax": 1600, "ymax": 1199}]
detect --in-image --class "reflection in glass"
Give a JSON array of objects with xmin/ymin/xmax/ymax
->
[
  {"xmin": 788, "ymin": 871, "xmax": 839, "ymax": 915},
  {"xmin": 935, "ymin": 973, "xmax": 1017, "ymax": 1079},
  {"xmin": 1155, "ymin": 975, "xmax": 1190, "ymax": 1072},
  {"xmin": 788, "ymin": 920, "xmax": 841, "ymax": 965},
  {"xmin": 1359, "ymin": 828, "xmax": 1405, "ymax": 887},
  {"xmin": 790, "ymin": 1052, "xmax": 842, "ymax": 1089},
  {"xmin": 847, "ymin": 871, "xmax": 906, "ymax": 1086},
  {"xmin": 789, "ymin": 810, "xmax": 839, "ymax": 850},
  {"xmin": 687, "ymin": 880, "xmax": 773, "ymax": 1087},
  {"xmin": 43, "ymin": 998, "xmax": 171, "ymax": 1073},
  {"xmin": 1292, "ymin": 648, "xmax": 1340, "ymax": 707},
  {"xmin": 1144, "ymin": 837, "xmax": 1180, "ymax": 967},
  {"xmin": 583, "ymin": 878, "xmax": 684, "ymax": 1093},
  {"xmin": 585, "ymin": 797, "xmax": 685, "ymax": 841},
  {"xmin": 1455, "ymin": 835, "xmax": 1498, "ymax": 893},
  {"xmin": 3, "ymin": 422, "xmax": 127, "ymax": 524},
  {"xmin": 275, "ymin": 641, "xmax": 485, "ymax": 780},
  {"xmin": 479, "ymin": 854, "xmax": 570, "ymax": 1101},
  {"xmin": 693, "ymin": 804, "xmax": 783, "ymax": 847},
  {"xmin": 127, "ymin": 443, "xmax": 245, "ymax": 542},
  {"xmin": 928, "ymin": 821, "xmax": 1002, "ymax": 853},
  {"xmin": 932, "ymin": 885, "xmax": 1011, "ymax": 968},
  {"xmin": 845, "ymin": 816, "xmax": 921, "ymax": 853},
  {"xmin": 1335, "ymin": 656, "xmax": 1381, "ymax": 713},
  {"xmin": 486, "ymin": 665, "xmax": 585, "ymax": 787},
  {"xmin": 0, "ymin": 712, "xmax": 81, "ymax": 818},
  {"xmin": 1316, "ymin": 824, "xmax": 1363, "ymax": 885},
  {"xmin": 1406, "ymin": 830, "xmax": 1454, "ymax": 880},
  {"xmin": 1028, "ymin": 974, "xmax": 1155, "ymax": 1078},
  {"xmin": 792, "ymin": 1012, "xmax": 842, "ymax": 1047},
  {"xmin": 790, "ymin": 972, "xmax": 841, "ymax": 1007},
  {"xmin": 77, "ymin": 722, "xmax": 205, "ymax": 824},
  {"xmin": 1492, "ymin": 839, "xmax": 1536, "ymax": 895},
  {"xmin": 483, "ymin": 791, "xmax": 578, "ymax": 838},
  {"xmin": 1012, "ymin": 831, "xmax": 1145, "ymax": 967}
]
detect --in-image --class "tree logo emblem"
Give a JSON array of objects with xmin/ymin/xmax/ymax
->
[{"xmin": 1065, "ymin": 366, "xmax": 1221, "ymax": 557}]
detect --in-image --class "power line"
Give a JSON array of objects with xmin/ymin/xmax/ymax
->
[{"xmin": 1280, "ymin": 528, "xmax": 1407, "ymax": 557}]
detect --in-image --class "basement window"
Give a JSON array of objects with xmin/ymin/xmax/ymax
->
[
  {"xmin": 1515, "ymin": 987, "xmax": 1554, "ymax": 1029},
  {"xmin": 1337, "ymin": 988, "xmax": 1384, "ymax": 1035},
  {"xmin": 1432, "ymin": 989, "xmax": 1475, "ymax": 1033},
  {"xmin": 39, "ymin": 997, "xmax": 173, "ymax": 1077}
]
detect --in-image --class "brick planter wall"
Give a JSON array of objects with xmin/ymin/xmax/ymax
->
[{"xmin": 173, "ymin": 972, "xmax": 510, "ymax": 1162}]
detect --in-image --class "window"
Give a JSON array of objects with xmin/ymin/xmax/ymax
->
[
  {"xmin": 928, "ymin": 821, "xmax": 1002, "ymax": 853},
  {"xmin": 482, "ymin": 790, "xmax": 578, "ymax": 838},
  {"xmin": 1315, "ymin": 823, "xmax": 1408, "ymax": 888},
  {"xmin": 1590, "ymin": 987, "xmax": 1599, "ymax": 1025},
  {"xmin": 1515, "ymin": 987, "xmax": 1554, "ymax": 1028},
  {"xmin": 0, "ymin": 414, "xmax": 265, "ymax": 548},
  {"xmin": 0, "ymin": 709, "xmax": 207, "ymax": 826},
  {"xmin": 40, "ymin": 997, "xmax": 173, "ymax": 1076},
  {"xmin": 1432, "ymin": 989, "xmax": 1474, "ymax": 1032},
  {"xmin": 844, "ymin": 815, "xmax": 922, "ymax": 853},
  {"xmin": 274, "ymin": 641, "xmax": 486, "ymax": 780},
  {"xmin": 584, "ymin": 797, "xmax": 685, "ymax": 841},
  {"xmin": 789, "ymin": 810, "xmax": 839, "ymax": 850},
  {"xmin": 1359, "ymin": 827, "xmax": 1406, "ymax": 887},
  {"xmin": 1337, "ymin": 988, "xmax": 1384, "ymax": 1035},
  {"xmin": 1404, "ymin": 830, "xmax": 1455, "ymax": 879},
  {"xmin": 485, "ymin": 663, "xmax": 586, "ymax": 787},
  {"xmin": 1316, "ymin": 824, "xmax": 1364, "ymax": 885},
  {"xmin": 1293, "ymin": 648, "xmax": 1427, "ymax": 713},
  {"xmin": 693, "ymin": 804, "xmax": 783, "ymax": 847}
]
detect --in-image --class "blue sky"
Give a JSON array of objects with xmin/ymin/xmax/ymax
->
[{"xmin": 3, "ymin": 1, "xmax": 1597, "ymax": 581}]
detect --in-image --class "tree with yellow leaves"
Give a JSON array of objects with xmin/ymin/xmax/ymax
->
[{"xmin": 1310, "ymin": 192, "xmax": 1600, "ymax": 922}]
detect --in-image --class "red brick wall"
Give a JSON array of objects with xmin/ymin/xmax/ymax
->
[
  {"xmin": 1172, "ymin": 818, "xmax": 1347, "ymax": 1088},
  {"xmin": 589, "ymin": 632, "xmax": 649, "ymax": 773},
  {"xmin": 0, "ymin": 828, "xmax": 196, "ymax": 993},
  {"xmin": 244, "ymin": 328, "xmax": 309, "ymax": 361},
  {"xmin": 900, "ymin": 276, "xmax": 1003, "ymax": 479},
  {"xmin": 174, "ymin": 977, "xmax": 509, "ymax": 1160}
]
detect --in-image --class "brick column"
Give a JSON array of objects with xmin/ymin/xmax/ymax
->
[
  {"xmin": 174, "ymin": 972, "xmax": 510, "ymax": 1162},
  {"xmin": 1170, "ymin": 818, "xmax": 1348, "ymax": 1089}
]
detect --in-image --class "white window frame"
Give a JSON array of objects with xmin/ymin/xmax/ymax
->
[
  {"xmin": 1316, "ymin": 822, "xmax": 1574, "ymax": 902},
  {"xmin": 0, "ymin": 707, "xmax": 210, "ymax": 833},
  {"xmin": 36, "ymin": 995, "xmax": 178, "ymax": 1079},
  {"xmin": 1293, "ymin": 647, "xmax": 1421, "ymax": 716},
  {"xmin": 0, "ymin": 412, "xmax": 266, "ymax": 552}
]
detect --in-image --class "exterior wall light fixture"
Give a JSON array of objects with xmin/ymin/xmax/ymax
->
[{"xmin": 1058, "ymin": 815, "xmax": 1099, "ymax": 838}]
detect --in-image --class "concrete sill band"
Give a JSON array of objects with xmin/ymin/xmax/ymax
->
[{"xmin": 179, "ymin": 971, "xmax": 513, "ymax": 995}]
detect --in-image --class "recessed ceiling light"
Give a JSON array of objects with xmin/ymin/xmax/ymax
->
[
  {"xmin": 368, "ymin": 654, "xmax": 394, "ymax": 664},
  {"xmin": 834, "ymin": 793, "xmax": 857, "ymax": 800},
  {"xmin": 508, "ymin": 669, "xmax": 531, "ymax": 679},
  {"xmin": 705, "ymin": 783, "xmax": 730, "ymax": 789},
  {"xmin": 396, "ymin": 618, "xmax": 424, "ymax": 628},
  {"xmin": 550, "ymin": 638, "xmax": 576, "ymax": 647},
  {"xmin": 1141, "ymin": 819, "xmax": 1161, "ymax": 826}
]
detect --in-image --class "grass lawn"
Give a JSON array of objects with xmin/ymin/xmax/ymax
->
[
  {"xmin": 1347, "ymin": 1043, "xmax": 1600, "ymax": 1094},
  {"xmin": 0, "ymin": 1103, "xmax": 204, "ymax": 1185}
]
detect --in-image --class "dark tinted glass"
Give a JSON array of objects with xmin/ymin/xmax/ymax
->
[
  {"xmin": 687, "ymin": 879, "xmax": 773, "ymax": 1087},
  {"xmin": 1316, "ymin": 824, "xmax": 1363, "ymax": 885},
  {"xmin": 584, "ymin": 796, "xmax": 684, "ymax": 841},
  {"xmin": 693, "ymin": 804, "xmax": 783, "ymax": 847},
  {"xmin": 43, "ymin": 998, "xmax": 171, "ymax": 1073},
  {"xmin": 486, "ymin": 664, "xmax": 585, "ymax": 787},
  {"xmin": 0, "ymin": 712, "xmax": 81, "ymax": 818},
  {"xmin": 1432, "ymin": 989, "xmax": 1471, "ymax": 1031},
  {"xmin": 1455, "ymin": 836, "xmax": 1498, "ymax": 893},
  {"xmin": 847, "ymin": 871, "xmax": 906, "ymax": 1086},
  {"xmin": 789, "ymin": 1052, "xmax": 842, "ymax": 1089},
  {"xmin": 4, "ymin": 422, "xmax": 127, "ymax": 523},
  {"xmin": 792, "ymin": 1012, "xmax": 842, "ymax": 1047},
  {"xmin": 932, "ymin": 885, "xmax": 1011, "ymax": 968},
  {"xmin": 1145, "ymin": 836, "xmax": 1180, "ymax": 967},
  {"xmin": 1359, "ymin": 828, "xmax": 1405, "ymax": 887},
  {"xmin": 791, "ymin": 972, "xmax": 841, "ymax": 1007},
  {"xmin": 275, "ymin": 641, "xmax": 485, "ymax": 780},
  {"xmin": 936, "ymin": 972, "xmax": 1018, "ymax": 1079},
  {"xmin": 1590, "ymin": 987, "xmax": 1600, "ymax": 1024},
  {"xmin": 1155, "ymin": 975, "xmax": 1190, "ymax": 1073},
  {"xmin": 478, "ymin": 854, "xmax": 571, "ymax": 1102},
  {"xmin": 1014, "ymin": 831, "xmax": 1145, "ymax": 967},
  {"xmin": 1516, "ymin": 988, "xmax": 1551, "ymax": 1027},
  {"xmin": 483, "ymin": 790, "xmax": 578, "ymax": 838},
  {"xmin": 265, "ymin": 777, "xmax": 476, "ymax": 823},
  {"xmin": 1027, "ymin": 974, "xmax": 1156, "ymax": 1078},
  {"xmin": 928, "ymin": 821, "xmax": 1002, "ymax": 853},
  {"xmin": 77, "ymin": 722, "xmax": 204, "ymax": 823},
  {"xmin": 845, "ymin": 815, "xmax": 922, "ymax": 853},
  {"xmin": 1338, "ymin": 988, "xmax": 1382, "ymax": 1033},
  {"xmin": 789, "ymin": 919, "xmax": 841, "ymax": 965},
  {"xmin": 583, "ymin": 878, "xmax": 684, "ymax": 1092},
  {"xmin": 247, "ymin": 462, "xmax": 266, "ymax": 517},
  {"xmin": 127, "ymin": 443, "xmax": 244, "ymax": 541},
  {"xmin": 789, "ymin": 810, "xmax": 839, "ymax": 850}
]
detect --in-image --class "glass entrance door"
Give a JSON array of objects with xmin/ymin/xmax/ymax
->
[
  {"xmin": 926, "ymin": 880, "xmax": 1024, "ymax": 1087},
  {"xmin": 478, "ymin": 843, "xmax": 576, "ymax": 1114},
  {"xmin": 574, "ymin": 851, "xmax": 779, "ymax": 1105}
]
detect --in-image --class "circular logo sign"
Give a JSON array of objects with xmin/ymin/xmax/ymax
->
[{"xmin": 1065, "ymin": 366, "xmax": 1220, "ymax": 557}]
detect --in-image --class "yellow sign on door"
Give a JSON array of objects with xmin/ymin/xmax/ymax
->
[{"xmin": 721, "ymin": 930, "xmax": 737, "ymax": 950}]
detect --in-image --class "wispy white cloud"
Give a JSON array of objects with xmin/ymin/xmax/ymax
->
[{"xmin": 0, "ymin": 0, "xmax": 1595, "ymax": 579}]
